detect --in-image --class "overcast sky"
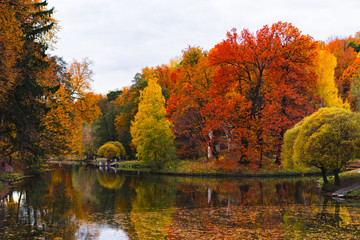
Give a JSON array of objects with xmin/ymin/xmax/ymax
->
[{"xmin": 48, "ymin": 0, "xmax": 360, "ymax": 94}]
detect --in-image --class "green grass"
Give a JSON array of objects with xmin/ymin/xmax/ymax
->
[
  {"xmin": 348, "ymin": 188, "xmax": 360, "ymax": 196},
  {"xmin": 116, "ymin": 160, "xmax": 144, "ymax": 168},
  {"xmin": 115, "ymin": 161, "xmax": 153, "ymax": 172},
  {"xmin": 0, "ymin": 181, "xmax": 4, "ymax": 192},
  {"xmin": 0, "ymin": 172, "xmax": 23, "ymax": 180},
  {"xmin": 318, "ymin": 169, "xmax": 360, "ymax": 192},
  {"xmin": 117, "ymin": 167, "xmax": 151, "ymax": 172},
  {"xmin": 113, "ymin": 157, "xmax": 322, "ymax": 176}
]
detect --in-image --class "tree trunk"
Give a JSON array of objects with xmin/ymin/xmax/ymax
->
[
  {"xmin": 275, "ymin": 147, "xmax": 281, "ymax": 165},
  {"xmin": 275, "ymin": 134, "xmax": 284, "ymax": 165},
  {"xmin": 333, "ymin": 170, "xmax": 340, "ymax": 186},
  {"xmin": 321, "ymin": 167, "xmax": 328, "ymax": 184},
  {"xmin": 258, "ymin": 146, "xmax": 263, "ymax": 168}
]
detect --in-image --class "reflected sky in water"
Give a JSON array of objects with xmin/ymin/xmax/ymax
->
[{"xmin": 1, "ymin": 165, "xmax": 360, "ymax": 239}]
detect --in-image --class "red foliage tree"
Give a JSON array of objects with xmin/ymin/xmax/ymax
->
[
  {"xmin": 166, "ymin": 47, "xmax": 217, "ymax": 159},
  {"xmin": 207, "ymin": 22, "xmax": 318, "ymax": 167},
  {"xmin": 326, "ymin": 38, "xmax": 357, "ymax": 99}
]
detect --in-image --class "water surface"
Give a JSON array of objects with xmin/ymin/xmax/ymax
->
[{"xmin": 1, "ymin": 165, "xmax": 360, "ymax": 239}]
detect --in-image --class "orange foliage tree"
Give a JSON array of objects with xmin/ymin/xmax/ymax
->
[
  {"xmin": 340, "ymin": 57, "xmax": 360, "ymax": 110},
  {"xmin": 166, "ymin": 46, "xmax": 217, "ymax": 159},
  {"xmin": 206, "ymin": 22, "xmax": 318, "ymax": 166},
  {"xmin": 0, "ymin": 0, "xmax": 59, "ymax": 171},
  {"xmin": 41, "ymin": 59, "xmax": 101, "ymax": 159},
  {"xmin": 114, "ymin": 74, "xmax": 148, "ymax": 158},
  {"xmin": 326, "ymin": 38, "xmax": 357, "ymax": 99}
]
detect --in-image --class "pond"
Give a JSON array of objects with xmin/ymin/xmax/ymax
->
[{"xmin": 1, "ymin": 165, "xmax": 360, "ymax": 239}]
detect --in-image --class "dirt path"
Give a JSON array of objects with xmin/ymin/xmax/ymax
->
[{"xmin": 332, "ymin": 169, "xmax": 360, "ymax": 198}]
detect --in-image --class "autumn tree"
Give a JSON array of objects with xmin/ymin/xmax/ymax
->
[
  {"xmin": 341, "ymin": 58, "xmax": 360, "ymax": 110},
  {"xmin": 348, "ymin": 32, "xmax": 360, "ymax": 52},
  {"xmin": 130, "ymin": 78, "xmax": 175, "ymax": 167},
  {"xmin": 107, "ymin": 141, "xmax": 126, "ymax": 159},
  {"xmin": 0, "ymin": 0, "xmax": 59, "ymax": 172},
  {"xmin": 166, "ymin": 46, "xmax": 216, "ymax": 159},
  {"xmin": 207, "ymin": 22, "xmax": 317, "ymax": 166},
  {"xmin": 289, "ymin": 107, "xmax": 360, "ymax": 185},
  {"xmin": 314, "ymin": 46, "xmax": 347, "ymax": 108},
  {"xmin": 326, "ymin": 38, "xmax": 357, "ymax": 100},
  {"xmin": 0, "ymin": 0, "xmax": 22, "ymax": 101},
  {"xmin": 41, "ymin": 58, "xmax": 101, "ymax": 159},
  {"xmin": 97, "ymin": 142, "xmax": 125, "ymax": 160},
  {"xmin": 114, "ymin": 73, "xmax": 148, "ymax": 159}
]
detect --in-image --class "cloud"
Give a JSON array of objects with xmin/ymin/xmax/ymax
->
[{"xmin": 48, "ymin": 0, "xmax": 360, "ymax": 94}]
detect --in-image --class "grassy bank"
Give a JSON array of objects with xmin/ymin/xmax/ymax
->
[
  {"xmin": 0, "ymin": 172, "xmax": 24, "ymax": 199},
  {"xmin": 0, "ymin": 172, "xmax": 23, "ymax": 181},
  {"xmin": 116, "ymin": 161, "xmax": 151, "ymax": 172},
  {"xmin": 0, "ymin": 181, "xmax": 4, "ymax": 192},
  {"xmin": 115, "ymin": 157, "xmax": 321, "ymax": 177},
  {"xmin": 318, "ymin": 169, "xmax": 360, "ymax": 193}
]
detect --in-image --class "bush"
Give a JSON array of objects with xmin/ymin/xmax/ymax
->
[
  {"xmin": 97, "ymin": 143, "xmax": 120, "ymax": 160},
  {"xmin": 97, "ymin": 141, "xmax": 126, "ymax": 160},
  {"xmin": 106, "ymin": 141, "xmax": 126, "ymax": 158}
]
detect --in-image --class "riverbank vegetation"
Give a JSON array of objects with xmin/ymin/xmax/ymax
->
[
  {"xmin": 1, "ymin": 1, "xmax": 360, "ymax": 184},
  {"xmin": 318, "ymin": 169, "xmax": 360, "ymax": 192},
  {"xmin": 283, "ymin": 107, "xmax": 360, "ymax": 185}
]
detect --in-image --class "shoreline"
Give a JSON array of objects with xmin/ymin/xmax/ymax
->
[
  {"xmin": 47, "ymin": 161, "xmax": 360, "ymax": 198},
  {"xmin": 0, "ymin": 183, "xmax": 13, "ymax": 200},
  {"xmin": 0, "ymin": 175, "xmax": 34, "ymax": 200},
  {"xmin": 146, "ymin": 169, "xmax": 324, "ymax": 178},
  {"xmin": 48, "ymin": 160, "xmax": 325, "ymax": 178}
]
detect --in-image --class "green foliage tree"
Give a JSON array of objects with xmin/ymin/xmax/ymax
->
[
  {"xmin": 351, "ymin": 70, "xmax": 360, "ymax": 110},
  {"xmin": 93, "ymin": 92, "xmax": 121, "ymax": 149},
  {"xmin": 348, "ymin": 41, "xmax": 360, "ymax": 53},
  {"xmin": 284, "ymin": 107, "xmax": 360, "ymax": 185},
  {"xmin": 82, "ymin": 124, "xmax": 97, "ymax": 160},
  {"xmin": 130, "ymin": 78, "xmax": 175, "ymax": 168},
  {"xmin": 106, "ymin": 90, "xmax": 122, "ymax": 102}
]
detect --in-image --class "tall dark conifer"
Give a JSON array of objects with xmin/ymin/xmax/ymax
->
[{"xmin": 4, "ymin": 0, "xmax": 56, "ymax": 173}]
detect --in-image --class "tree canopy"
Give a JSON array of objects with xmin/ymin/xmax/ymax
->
[
  {"xmin": 97, "ymin": 142, "xmax": 124, "ymax": 160},
  {"xmin": 284, "ymin": 107, "xmax": 360, "ymax": 185},
  {"xmin": 130, "ymin": 78, "xmax": 175, "ymax": 167},
  {"xmin": 3, "ymin": 10, "xmax": 360, "ymax": 176}
]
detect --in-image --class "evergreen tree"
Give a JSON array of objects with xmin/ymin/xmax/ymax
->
[
  {"xmin": 93, "ymin": 95, "xmax": 120, "ymax": 148},
  {"xmin": 1, "ymin": 0, "xmax": 57, "ymax": 173},
  {"xmin": 130, "ymin": 78, "xmax": 175, "ymax": 168}
]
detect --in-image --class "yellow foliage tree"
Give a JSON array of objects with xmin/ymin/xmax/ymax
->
[
  {"xmin": 97, "ymin": 141, "xmax": 126, "ymax": 160},
  {"xmin": 130, "ymin": 78, "xmax": 175, "ymax": 167},
  {"xmin": 285, "ymin": 107, "xmax": 360, "ymax": 185},
  {"xmin": 41, "ymin": 87, "xmax": 82, "ymax": 158},
  {"xmin": 97, "ymin": 143, "xmax": 120, "ymax": 160},
  {"xmin": 314, "ymin": 47, "xmax": 348, "ymax": 108}
]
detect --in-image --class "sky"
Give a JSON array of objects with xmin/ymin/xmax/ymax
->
[{"xmin": 48, "ymin": 0, "xmax": 360, "ymax": 94}]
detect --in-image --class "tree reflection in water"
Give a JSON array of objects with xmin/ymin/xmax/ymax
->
[{"xmin": 1, "ymin": 166, "xmax": 360, "ymax": 239}]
